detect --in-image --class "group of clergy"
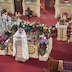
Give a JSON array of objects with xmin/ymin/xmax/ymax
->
[{"xmin": 0, "ymin": 9, "xmax": 11, "ymax": 30}]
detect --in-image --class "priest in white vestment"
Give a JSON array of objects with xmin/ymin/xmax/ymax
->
[{"xmin": 13, "ymin": 23, "xmax": 29, "ymax": 62}]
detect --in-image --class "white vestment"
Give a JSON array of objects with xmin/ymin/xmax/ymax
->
[{"xmin": 13, "ymin": 29, "xmax": 29, "ymax": 61}]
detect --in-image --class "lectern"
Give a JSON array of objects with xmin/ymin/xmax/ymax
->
[{"xmin": 55, "ymin": 22, "xmax": 68, "ymax": 41}]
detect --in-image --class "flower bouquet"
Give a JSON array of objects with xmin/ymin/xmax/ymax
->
[
  {"xmin": 38, "ymin": 34, "xmax": 49, "ymax": 61},
  {"xmin": 24, "ymin": 24, "xmax": 32, "ymax": 32},
  {"xmin": 38, "ymin": 35, "xmax": 48, "ymax": 56},
  {"xmin": 0, "ymin": 33, "xmax": 8, "ymax": 43},
  {"xmin": 43, "ymin": 24, "xmax": 49, "ymax": 33}
]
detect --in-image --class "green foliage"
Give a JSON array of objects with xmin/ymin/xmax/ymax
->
[
  {"xmin": 5, "ymin": 31, "xmax": 12, "ymax": 37},
  {"xmin": 0, "ymin": 43, "xmax": 5, "ymax": 49},
  {"xmin": 38, "ymin": 27, "xmax": 43, "ymax": 32},
  {"xmin": 38, "ymin": 48, "xmax": 46, "ymax": 56},
  {"xmin": 12, "ymin": 25, "xmax": 18, "ymax": 32}
]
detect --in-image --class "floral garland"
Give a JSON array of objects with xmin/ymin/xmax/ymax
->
[{"xmin": 11, "ymin": 19, "xmax": 51, "ymax": 34}]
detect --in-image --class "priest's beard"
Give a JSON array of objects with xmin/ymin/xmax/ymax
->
[
  {"xmin": 19, "ymin": 30, "xmax": 23, "ymax": 34},
  {"xmin": 19, "ymin": 31, "xmax": 22, "ymax": 34}
]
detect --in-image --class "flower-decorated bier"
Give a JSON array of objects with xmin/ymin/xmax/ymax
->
[{"xmin": 4, "ymin": 19, "xmax": 52, "ymax": 61}]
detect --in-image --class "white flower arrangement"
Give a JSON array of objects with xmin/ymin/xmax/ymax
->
[
  {"xmin": 39, "ymin": 24, "xmax": 42, "ymax": 27},
  {"xmin": 39, "ymin": 34, "xmax": 44, "ymax": 38},
  {"xmin": 29, "ymin": 23, "xmax": 32, "ymax": 26},
  {"xmin": 23, "ymin": 24, "xmax": 25, "ymax": 27},
  {"xmin": 13, "ymin": 22, "xmax": 17, "ymax": 25},
  {"xmin": 26, "ymin": 21, "xmax": 30, "ymax": 25},
  {"xmin": 23, "ymin": 21, "xmax": 27, "ymax": 25},
  {"xmin": 41, "ymin": 23, "xmax": 46, "ymax": 27}
]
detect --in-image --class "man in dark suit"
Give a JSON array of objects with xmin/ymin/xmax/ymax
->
[{"xmin": 27, "ymin": 7, "xmax": 32, "ymax": 21}]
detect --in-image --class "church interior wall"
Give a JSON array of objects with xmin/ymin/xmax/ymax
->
[
  {"xmin": 55, "ymin": 0, "xmax": 72, "ymax": 18},
  {"xmin": 0, "ymin": 0, "xmax": 40, "ymax": 17},
  {"xmin": 23, "ymin": 0, "xmax": 40, "ymax": 17},
  {"xmin": 0, "ymin": 0, "xmax": 15, "ymax": 14}
]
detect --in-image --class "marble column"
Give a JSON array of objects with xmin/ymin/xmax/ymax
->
[
  {"xmin": 57, "ymin": 28, "xmax": 62, "ymax": 40},
  {"xmin": 22, "ymin": 0, "xmax": 25, "ymax": 15},
  {"xmin": 55, "ymin": 0, "xmax": 60, "ymax": 5},
  {"xmin": 37, "ymin": 0, "xmax": 40, "ymax": 17},
  {"xmin": 62, "ymin": 28, "xmax": 68, "ymax": 41},
  {"xmin": 55, "ymin": 0, "xmax": 60, "ymax": 18},
  {"xmin": 10, "ymin": 0, "xmax": 15, "ymax": 14}
]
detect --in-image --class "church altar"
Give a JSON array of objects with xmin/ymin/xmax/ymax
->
[{"xmin": 55, "ymin": 22, "xmax": 68, "ymax": 41}]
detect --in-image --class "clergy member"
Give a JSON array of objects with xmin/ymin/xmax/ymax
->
[
  {"xmin": 13, "ymin": 23, "xmax": 29, "ymax": 62},
  {"xmin": 1, "ymin": 9, "xmax": 11, "ymax": 29}
]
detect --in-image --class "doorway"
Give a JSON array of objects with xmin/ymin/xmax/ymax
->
[
  {"xmin": 40, "ymin": 0, "xmax": 45, "ymax": 10},
  {"xmin": 45, "ymin": 0, "xmax": 55, "ymax": 10},
  {"xmin": 40, "ymin": 0, "xmax": 55, "ymax": 10},
  {"xmin": 14, "ymin": 0, "xmax": 23, "ymax": 14}
]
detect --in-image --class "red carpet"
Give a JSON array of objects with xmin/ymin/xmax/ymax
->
[
  {"xmin": 50, "ymin": 38, "xmax": 72, "ymax": 61},
  {"xmin": 21, "ymin": 9, "xmax": 58, "ymax": 26},
  {"xmin": 0, "ymin": 56, "xmax": 47, "ymax": 72},
  {"xmin": 0, "ymin": 9, "xmax": 72, "ymax": 72}
]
